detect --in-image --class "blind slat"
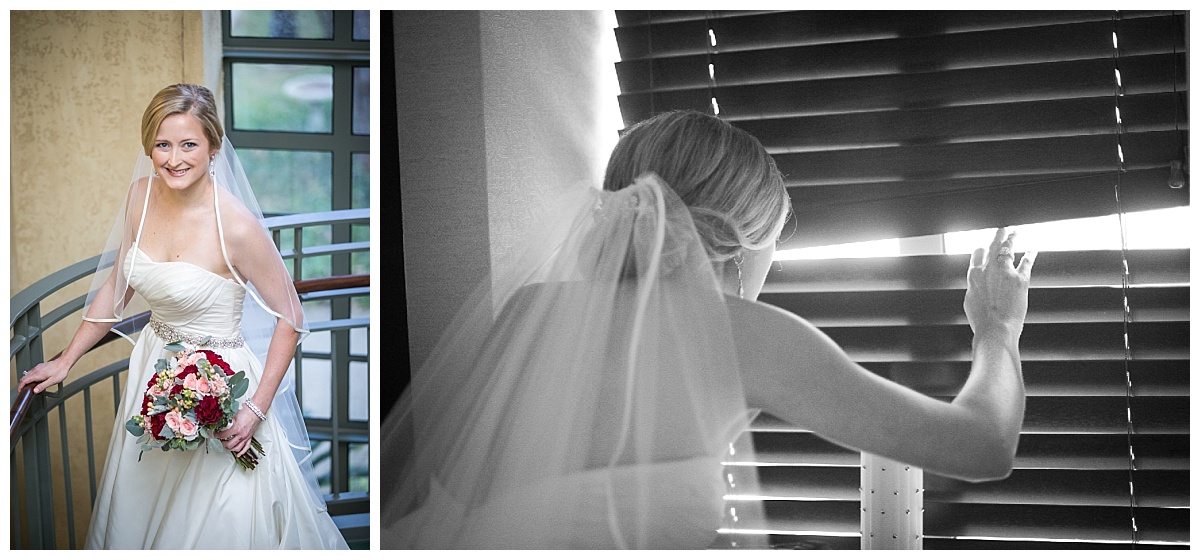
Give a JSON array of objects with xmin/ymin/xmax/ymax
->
[
  {"xmin": 925, "ymin": 469, "xmax": 1189, "ymax": 508},
  {"xmin": 852, "ymin": 360, "xmax": 1191, "ymax": 398},
  {"xmin": 617, "ymin": 16, "xmax": 1182, "ymax": 92},
  {"xmin": 616, "ymin": 11, "xmax": 1177, "ymax": 59},
  {"xmin": 751, "ymin": 432, "xmax": 1188, "ymax": 471},
  {"xmin": 823, "ymin": 322, "xmax": 1188, "ymax": 362},
  {"xmin": 923, "ymin": 503, "xmax": 1189, "ymax": 543},
  {"xmin": 761, "ymin": 285, "xmax": 1188, "ymax": 328},
  {"xmin": 617, "ymin": 53, "xmax": 1185, "ymax": 121},
  {"xmin": 740, "ymin": 93, "xmax": 1185, "ymax": 153},
  {"xmin": 765, "ymin": 251, "xmax": 1187, "ymax": 291}
]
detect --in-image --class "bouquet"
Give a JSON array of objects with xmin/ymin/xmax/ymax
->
[{"xmin": 125, "ymin": 339, "xmax": 264, "ymax": 470}]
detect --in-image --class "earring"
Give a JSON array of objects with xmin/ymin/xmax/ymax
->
[
  {"xmin": 209, "ymin": 157, "xmax": 216, "ymax": 181},
  {"xmin": 733, "ymin": 253, "xmax": 744, "ymax": 299}
]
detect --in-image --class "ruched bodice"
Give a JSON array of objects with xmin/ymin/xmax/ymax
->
[{"xmin": 125, "ymin": 246, "xmax": 245, "ymax": 338}]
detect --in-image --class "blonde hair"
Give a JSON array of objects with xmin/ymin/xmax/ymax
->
[
  {"xmin": 603, "ymin": 110, "xmax": 791, "ymax": 263},
  {"xmin": 140, "ymin": 84, "xmax": 224, "ymax": 156}
]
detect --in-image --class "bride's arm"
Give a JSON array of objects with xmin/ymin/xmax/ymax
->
[
  {"xmin": 224, "ymin": 209, "xmax": 304, "ymax": 417},
  {"xmin": 17, "ymin": 269, "xmax": 136, "ymax": 394},
  {"xmin": 732, "ymin": 228, "xmax": 1036, "ymax": 483}
]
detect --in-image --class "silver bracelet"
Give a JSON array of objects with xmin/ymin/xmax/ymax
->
[{"xmin": 245, "ymin": 400, "xmax": 267, "ymax": 421}]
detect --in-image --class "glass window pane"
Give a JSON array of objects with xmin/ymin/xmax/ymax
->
[
  {"xmin": 230, "ymin": 10, "xmax": 333, "ymax": 39},
  {"xmin": 351, "ymin": 224, "xmax": 369, "ymax": 276},
  {"xmin": 300, "ymin": 356, "xmax": 332, "ymax": 420},
  {"xmin": 232, "ymin": 63, "xmax": 333, "ymax": 133},
  {"xmin": 352, "ymin": 153, "xmax": 369, "ymax": 209},
  {"xmin": 349, "ymin": 360, "xmax": 368, "ymax": 422},
  {"xmin": 312, "ymin": 440, "xmax": 333, "ymax": 494},
  {"xmin": 239, "ymin": 149, "xmax": 331, "ymax": 215},
  {"xmin": 353, "ymin": 67, "xmax": 370, "ymax": 135},
  {"xmin": 353, "ymin": 11, "xmax": 370, "ymax": 41},
  {"xmin": 349, "ymin": 443, "xmax": 370, "ymax": 492},
  {"xmin": 350, "ymin": 322, "xmax": 368, "ymax": 357}
]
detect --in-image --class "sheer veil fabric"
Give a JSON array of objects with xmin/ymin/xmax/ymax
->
[
  {"xmin": 81, "ymin": 138, "xmax": 325, "ymax": 514},
  {"xmin": 381, "ymin": 174, "xmax": 766, "ymax": 549}
]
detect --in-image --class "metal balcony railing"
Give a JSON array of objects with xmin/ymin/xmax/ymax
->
[{"xmin": 10, "ymin": 208, "xmax": 371, "ymax": 549}]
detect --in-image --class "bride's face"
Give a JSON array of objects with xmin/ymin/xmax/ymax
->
[{"xmin": 151, "ymin": 113, "xmax": 216, "ymax": 191}]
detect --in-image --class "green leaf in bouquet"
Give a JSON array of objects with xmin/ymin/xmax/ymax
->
[
  {"xmin": 208, "ymin": 437, "xmax": 225, "ymax": 454},
  {"xmin": 155, "ymin": 358, "xmax": 172, "ymax": 372},
  {"xmin": 125, "ymin": 418, "xmax": 144, "ymax": 437},
  {"xmin": 164, "ymin": 341, "xmax": 186, "ymax": 353},
  {"xmin": 199, "ymin": 335, "xmax": 212, "ymax": 346},
  {"xmin": 230, "ymin": 370, "xmax": 246, "ymax": 387},
  {"xmin": 135, "ymin": 432, "xmax": 151, "ymax": 445},
  {"xmin": 158, "ymin": 424, "xmax": 175, "ymax": 440},
  {"xmin": 232, "ymin": 376, "xmax": 249, "ymax": 399}
]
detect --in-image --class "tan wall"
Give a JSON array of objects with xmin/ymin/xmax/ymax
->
[{"xmin": 9, "ymin": 10, "xmax": 221, "ymax": 548}]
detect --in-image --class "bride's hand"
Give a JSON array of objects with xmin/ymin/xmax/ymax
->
[
  {"xmin": 17, "ymin": 359, "xmax": 71, "ymax": 394},
  {"xmin": 964, "ymin": 227, "xmax": 1037, "ymax": 337},
  {"xmin": 215, "ymin": 406, "xmax": 262, "ymax": 457}
]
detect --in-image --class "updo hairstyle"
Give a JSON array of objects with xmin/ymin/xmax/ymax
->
[
  {"xmin": 602, "ymin": 110, "xmax": 790, "ymax": 264},
  {"xmin": 139, "ymin": 84, "xmax": 224, "ymax": 156}
]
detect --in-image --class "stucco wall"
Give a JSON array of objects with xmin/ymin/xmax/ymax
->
[
  {"xmin": 10, "ymin": 10, "xmax": 220, "ymax": 294},
  {"xmin": 9, "ymin": 10, "xmax": 221, "ymax": 549}
]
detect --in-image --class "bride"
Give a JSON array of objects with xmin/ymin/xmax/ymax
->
[
  {"xmin": 17, "ymin": 84, "xmax": 349, "ymax": 549},
  {"xmin": 380, "ymin": 110, "xmax": 1037, "ymax": 549}
]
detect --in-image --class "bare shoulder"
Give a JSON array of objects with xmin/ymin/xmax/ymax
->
[
  {"xmin": 724, "ymin": 294, "xmax": 829, "ymax": 354},
  {"xmin": 216, "ymin": 191, "xmax": 270, "ymax": 248}
]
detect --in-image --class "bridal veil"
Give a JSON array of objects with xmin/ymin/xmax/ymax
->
[{"xmin": 381, "ymin": 174, "xmax": 766, "ymax": 548}]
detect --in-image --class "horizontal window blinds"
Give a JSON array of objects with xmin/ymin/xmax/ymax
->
[
  {"xmin": 613, "ymin": 10, "xmax": 1188, "ymax": 248},
  {"xmin": 745, "ymin": 248, "xmax": 1188, "ymax": 549}
]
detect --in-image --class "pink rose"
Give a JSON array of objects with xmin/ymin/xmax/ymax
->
[
  {"xmin": 207, "ymin": 374, "xmax": 228, "ymax": 397},
  {"xmin": 164, "ymin": 411, "xmax": 200, "ymax": 440},
  {"xmin": 183, "ymin": 373, "xmax": 211, "ymax": 396},
  {"xmin": 180, "ymin": 351, "xmax": 203, "ymax": 368}
]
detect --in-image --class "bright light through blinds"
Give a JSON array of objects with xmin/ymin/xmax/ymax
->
[
  {"xmin": 776, "ymin": 206, "xmax": 1192, "ymax": 261},
  {"xmin": 942, "ymin": 206, "xmax": 1192, "ymax": 254}
]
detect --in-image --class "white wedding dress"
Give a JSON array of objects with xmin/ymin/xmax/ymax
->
[{"xmin": 84, "ymin": 248, "xmax": 348, "ymax": 549}]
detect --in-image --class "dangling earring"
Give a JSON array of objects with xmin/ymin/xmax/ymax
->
[
  {"xmin": 733, "ymin": 253, "xmax": 744, "ymax": 299},
  {"xmin": 208, "ymin": 157, "xmax": 216, "ymax": 181}
]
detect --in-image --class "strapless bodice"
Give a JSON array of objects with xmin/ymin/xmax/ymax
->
[{"xmin": 124, "ymin": 246, "xmax": 246, "ymax": 338}]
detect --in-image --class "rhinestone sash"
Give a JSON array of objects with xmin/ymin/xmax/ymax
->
[{"xmin": 149, "ymin": 318, "xmax": 244, "ymax": 349}]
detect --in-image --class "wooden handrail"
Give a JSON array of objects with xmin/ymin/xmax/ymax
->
[{"xmin": 10, "ymin": 274, "xmax": 369, "ymax": 440}]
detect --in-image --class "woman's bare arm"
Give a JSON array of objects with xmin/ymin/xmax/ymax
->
[{"xmin": 733, "ymin": 228, "xmax": 1035, "ymax": 482}]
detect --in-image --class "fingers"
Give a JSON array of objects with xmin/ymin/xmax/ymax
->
[
  {"xmin": 236, "ymin": 438, "xmax": 252, "ymax": 457},
  {"xmin": 994, "ymin": 230, "xmax": 1017, "ymax": 266},
  {"xmin": 988, "ymin": 226, "xmax": 1008, "ymax": 256},
  {"xmin": 969, "ymin": 247, "xmax": 985, "ymax": 269},
  {"xmin": 1017, "ymin": 250, "xmax": 1038, "ymax": 278}
]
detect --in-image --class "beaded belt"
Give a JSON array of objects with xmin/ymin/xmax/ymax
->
[{"xmin": 149, "ymin": 318, "xmax": 244, "ymax": 349}]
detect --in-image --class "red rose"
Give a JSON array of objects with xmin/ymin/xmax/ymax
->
[
  {"xmin": 141, "ymin": 394, "xmax": 153, "ymax": 415},
  {"xmin": 195, "ymin": 396, "xmax": 223, "ymax": 426},
  {"xmin": 198, "ymin": 350, "xmax": 233, "ymax": 376},
  {"xmin": 148, "ymin": 413, "xmax": 166, "ymax": 440},
  {"xmin": 177, "ymin": 364, "xmax": 198, "ymax": 379},
  {"xmin": 170, "ymin": 383, "xmax": 184, "ymax": 397}
]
